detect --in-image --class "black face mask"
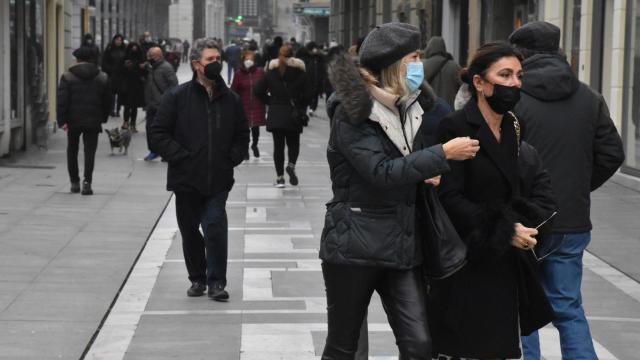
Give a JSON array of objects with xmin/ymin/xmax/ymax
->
[
  {"xmin": 203, "ymin": 61, "xmax": 222, "ymax": 80},
  {"xmin": 148, "ymin": 59, "xmax": 156, "ymax": 66},
  {"xmin": 484, "ymin": 82, "xmax": 521, "ymax": 114}
]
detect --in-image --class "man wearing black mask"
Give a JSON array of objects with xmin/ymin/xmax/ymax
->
[{"xmin": 149, "ymin": 38, "xmax": 250, "ymax": 301}]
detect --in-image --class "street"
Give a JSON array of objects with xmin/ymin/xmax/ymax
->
[{"xmin": 1, "ymin": 65, "xmax": 640, "ymax": 360}]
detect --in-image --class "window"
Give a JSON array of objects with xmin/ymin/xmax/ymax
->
[
  {"xmin": 622, "ymin": 0, "xmax": 640, "ymax": 174},
  {"xmin": 480, "ymin": 0, "xmax": 540, "ymax": 43},
  {"xmin": 563, "ymin": 0, "xmax": 581, "ymax": 75}
]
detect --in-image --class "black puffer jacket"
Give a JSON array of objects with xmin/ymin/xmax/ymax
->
[
  {"xmin": 320, "ymin": 55, "xmax": 451, "ymax": 269},
  {"xmin": 514, "ymin": 54, "xmax": 625, "ymax": 233},
  {"xmin": 56, "ymin": 62, "xmax": 111, "ymax": 130},
  {"xmin": 253, "ymin": 57, "xmax": 313, "ymax": 133},
  {"xmin": 149, "ymin": 73, "xmax": 250, "ymax": 196}
]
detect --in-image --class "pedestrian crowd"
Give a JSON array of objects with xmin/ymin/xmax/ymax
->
[{"xmin": 57, "ymin": 22, "xmax": 625, "ymax": 360}]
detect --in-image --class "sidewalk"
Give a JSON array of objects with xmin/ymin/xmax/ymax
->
[
  {"xmin": 86, "ymin": 98, "xmax": 640, "ymax": 359},
  {"xmin": 0, "ymin": 65, "xmax": 195, "ymax": 359},
  {"xmin": 2, "ymin": 62, "xmax": 640, "ymax": 359}
]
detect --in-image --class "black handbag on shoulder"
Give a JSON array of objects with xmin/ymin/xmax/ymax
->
[
  {"xmin": 283, "ymin": 81, "xmax": 309, "ymax": 127},
  {"xmin": 421, "ymin": 186, "xmax": 467, "ymax": 279}
]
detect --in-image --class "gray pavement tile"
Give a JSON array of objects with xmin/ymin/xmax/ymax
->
[
  {"xmin": 272, "ymin": 271, "xmax": 325, "ymax": 297},
  {"xmin": 0, "ymin": 320, "xmax": 95, "ymax": 360},
  {"xmin": 0, "ymin": 288, "xmax": 112, "ymax": 322},
  {"xmin": 124, "ymin": 315, "xmax": 241, "ymax": 360},
  {"xmin": 590, "ymin": 320, "xmax": 640, "ymax": 360},
  {"xmin": 583, "ymin": 269, "xmax": 640, "ymax": 318}
]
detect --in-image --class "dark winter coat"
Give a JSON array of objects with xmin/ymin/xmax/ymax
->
[
  {"xmin": 144, "ymin": 59, "xmax": 178, "ymax": 112},
  {"xmin": 149, "ymin": 74, "xmax": 250, "ymax": 196},
  {"xmin": 253, "ymin": 57, "xmax": 313, "ymax": 133},
  {"xmin": 230, "ymin": 65, "xmax": 266, "ymax": 128},
  {"xmin": 56, "ymin": 62, "xmax": 111, "ymax": 130},
  {"xmin": 121, "ymin": 45, "xmax": 146, "ymax": 108},
  {"xmin": 514, "ymin": 54, "xmax": 625, "ymax": 234},
  {"xmin": 429, "ymin": 100, "xmax": 556, "ymax": 359},
  {"xmin": 298, "ymin": 49, "xmax": 326, "ymax": 95},
  {"xmin": 319, "ymin": 54, "xmax": 451, "ymax": 269},
  {"xmin": 101, "ymin": 43, "xmax": 127, "ymax": 93},
  {"xmin": 422, "ymin": 37, "xmax": 461, "ymax": 108}
]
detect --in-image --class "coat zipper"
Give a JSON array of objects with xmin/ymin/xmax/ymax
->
[{"xmin": 206, "ymin": 99, "xmax": 213, "ymax": 188}]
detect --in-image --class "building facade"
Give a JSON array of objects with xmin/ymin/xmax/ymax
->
[
  {"xmin": 0, "ymin": 0, "xmax": 165, "ymax": 157},
  {"xmin": 169, "ymin": 0, "xmax": 194, "ymax": 43},
  {"xmin": 330, "ymin": 0, "xmax": 640, "ymax": 177}
]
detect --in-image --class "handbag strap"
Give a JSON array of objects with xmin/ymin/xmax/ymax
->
[{"xmin": 508, "ymin": 111, "xmax": 521, "ymax": 157}]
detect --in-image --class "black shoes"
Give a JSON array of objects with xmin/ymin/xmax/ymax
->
[
  {"xmin": 81, "ymin": 181, "xmax": 93, "ymax": 195},
  {"xmin": 208, "ymin": 284, "xmax": 229, "ymax": 302},
  {"xmin": 251, "ymin": 144, "xmax": 260, "ymax": 158},
  {"xmin": 187, "ymin": 281, "xmax": 206, "ymax": 297},
  {"xmin": 274, "ymin": 176, "xmax": 285, "ymax": 188},
  {"xmin": 70, "ymin": 182, "xmax": 80, "ymax": 193},
  {"xmin": 286, "ymin": 164, "xmax": 298, "ymax": 186}
]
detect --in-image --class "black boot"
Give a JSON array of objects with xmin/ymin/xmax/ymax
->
[
  {"xmin": 251, "ymin": 143, "xmax": 260, "ymax": 158},
  {"xmin": 286, "ymin": 163, "xmax": 298, "ymax": 186},
  {"xmin": 81, "ymin": 180, "xmax": 93, "ymax": 195}
]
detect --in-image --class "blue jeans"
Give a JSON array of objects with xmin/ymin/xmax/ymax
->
[
  {"xmin": 175, "ymin": 191, "xmax": 229, "ymax": 288},
  {"xmin": 521, "ymin": 232, "xmax": 597, "ymax": 360}
]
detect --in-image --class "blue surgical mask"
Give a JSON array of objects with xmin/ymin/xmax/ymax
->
[{"xmin": 406, "ymin": 62, "xmax": 424, "ymax": 92}]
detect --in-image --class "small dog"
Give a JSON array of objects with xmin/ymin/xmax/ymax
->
[{"xmin": 104, "ymin": 127, "xmax": 132, "ymax": 155}]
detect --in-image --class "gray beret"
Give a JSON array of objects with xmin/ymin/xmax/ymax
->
[
  {"xmin": 359, "ymin": 22, "xmax": 421, "ymax": 73},
  {"xmin": 508, "ymin": 21, "xmax": 561, "ymax": 52}
]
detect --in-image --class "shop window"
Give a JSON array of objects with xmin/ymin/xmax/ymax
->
[
  {"xmin": 9, "ymin": 0, "xmax": 17, "ymax": 120},
  {"xmin": 480, "ymin": 0, "xmax": 540, "ymax": 43},
  {"xmin": 564, "ymin": 0, "xmax": 581, "ymax": 75},
  {"xmin": 383, "ymin": 0, "xmax": 391, "ymax": 23},
  {"xmin": 623, "ymin": 0, "xmax": 640, "ymax": 174}
]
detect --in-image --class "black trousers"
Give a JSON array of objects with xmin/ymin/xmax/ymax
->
[
  {"xmin": 146, "ymin": 107, "xmax": 157, "ymax": 151},
  {"xmin": 124, "ymin": 106, "xmax": 138, "ymax": 127},
  {"xmin": 251, "ymin": 127, "xmax": 260, "ymax": 147},
  {"xmin": 321, "ymin": 263, "xmax": 431, "ymax": 360},
  {"xmin": 272, "ymin": 130, "xmax": 300, "ymax": 176},
  {"xmin": 67, "ymin": 127, "xmax": 99, "ymax": 184},
  {"xmin": 175, "ymin": 191, "xmax": 229, "ymax": 287}
]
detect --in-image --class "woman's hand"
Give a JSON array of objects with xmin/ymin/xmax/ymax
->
[
  {"xmin": 511, "ymin": 223, "xmax": 538, "ymax": 250},
  {"xmin": 442, "ymin": 137, "xmax": 480, "ymax": 161},
  {"xmin": 424, "ymin": 176, "xmax": 441, "ymax": 187}
]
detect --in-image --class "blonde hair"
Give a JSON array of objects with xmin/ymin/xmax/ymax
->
[{"xmin": 359, "ymin": 59, "xmax": 411, "ymax": 101}]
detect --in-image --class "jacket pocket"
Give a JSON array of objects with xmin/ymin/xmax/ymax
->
[{"xmin": 345, "ymin": 204, "xmax": 404, "ymax": 262}]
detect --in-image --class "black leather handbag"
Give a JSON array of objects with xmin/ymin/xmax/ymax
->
[
  {"xmin": 421, "ymin": 186, "xmax": 467, "ymax": 279},
  {"xmin": 283, "ymin": 81, "xmax": 309, "ymax": 126}
]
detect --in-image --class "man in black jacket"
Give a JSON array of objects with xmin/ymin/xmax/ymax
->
[
  {"xmin": 149, "ymin": 38, "xmax": 249, "ymax": 301},
  {"xmin": 57, "ymin": 47, "xmax": 112, "ymax": 195},
  {"xmin": 510, "ymin": 22, "xmax": 625, "ymax": 360}
]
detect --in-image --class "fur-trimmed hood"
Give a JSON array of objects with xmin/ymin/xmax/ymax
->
[
  {"xmin": 327, "ymin": 54, "xmax": 437, "ymax": 125},
  {"xmin": 267, "ymin": 57, "xmax": 306, "ymax": 72}
]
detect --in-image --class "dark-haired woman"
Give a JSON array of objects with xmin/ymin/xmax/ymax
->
[
  {"xmin": 121, "ymin": 42, "xmax": 146, "ymax": 132},
  {"xmin": 429, "ymin": 43, "xmax": 557, "ymax": 360},
  {"xmin": 254, "ymin": 45, "xmax": 312, "ymax": 187},
  {"xmin": 102, "ymin": 34, "xmax": 127, "ymax": 117}
]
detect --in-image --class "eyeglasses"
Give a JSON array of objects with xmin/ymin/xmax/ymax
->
[{"xmin": 530, "ymin": 211, "xmax": 562, "ymax": 261}]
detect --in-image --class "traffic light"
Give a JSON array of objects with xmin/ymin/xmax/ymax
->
[{"xmin": 228, "ymin": 15, "xmax": 244, "ymax": 26}]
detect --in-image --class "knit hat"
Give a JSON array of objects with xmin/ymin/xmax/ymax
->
[
  {"xmin": 359, "ymin": 22, "xmax": 421, "ymax": 73},
  {"xmin": 72, "ymin": 46, "xmax": 94, "ymax": 62},
  {"xmin": 508, "ymin": 21, "xmax": 561, "ymax": 52}
]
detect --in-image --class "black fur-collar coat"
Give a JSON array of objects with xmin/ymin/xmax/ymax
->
[
  {"xmin": 429, "ymin": 99, "xmax": 557, "ymax": 359},
  {"xmin": 319, "ymin": 54, "xmax": 451, "ymax": 269}
]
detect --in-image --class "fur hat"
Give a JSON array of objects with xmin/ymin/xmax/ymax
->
[
  {"xmin": 359, "ymin": 22, "xmax": 421, "ymax": 73},
  {"xmin": 508, "ymin": 21, "xmax": 561, "ymax": 52}
]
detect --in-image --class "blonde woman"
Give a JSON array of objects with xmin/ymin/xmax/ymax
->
[{"xmin": 319, "ymin": 23, "xmax": 479, "ymax": 359}]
